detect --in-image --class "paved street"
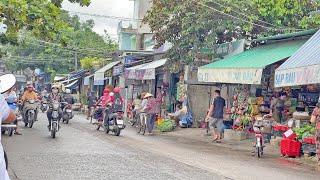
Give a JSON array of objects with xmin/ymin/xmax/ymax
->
[{"xmin": 2, "ymin": 113, "xmax": 320, "ymax": 180}]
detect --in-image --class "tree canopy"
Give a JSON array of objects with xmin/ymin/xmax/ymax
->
[
  {"xmin": 144, "ymin": 0, "xmax": 320, "ymax": 64},
  {"xmin": 0, "ymin": 0, "xmax": 91, "ymax": 43},
  {"xmin": 3, "ymin": 12, "xmax": 118, "ymax": 74}
]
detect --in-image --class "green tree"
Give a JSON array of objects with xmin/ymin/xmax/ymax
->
[
  {"xmin": 144, "ymin": 0, "xmax": 320, "ymax": 64},
  {"xmin": 4, "ymin": 12, "xmax": 118, "ymax": 74},
  {"xmin": 0, "ymin": 0, "xmax": 91, "ymax": 43}
]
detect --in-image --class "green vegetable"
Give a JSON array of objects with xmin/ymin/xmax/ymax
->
[
  {"xmin": 293, "ymin": 125, "xmax": 316, "ymax": 139},
  {"xmin": 158, "ymin": 120, "xmax": 175, "ymax": 132}
]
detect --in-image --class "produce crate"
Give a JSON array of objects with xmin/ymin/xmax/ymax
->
[
  {"xmin": 302, "ymin": 143, "xmax": 316, "ymax": 156},
  {"xmin": 303, "ymin": 136, "xmax": 316, "ymax": 145},
  {"xmin": 280, "ymin": 138, "xmax": 301, "ymax": 157}
]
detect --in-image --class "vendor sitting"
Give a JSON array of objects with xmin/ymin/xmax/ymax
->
[{"xmin": 168, "ymin": 102, "xmax": 187, "ymax": 126}]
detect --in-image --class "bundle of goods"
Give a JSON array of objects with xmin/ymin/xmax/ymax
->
[
  {"xmin": 303, "ymin": 136, "xmax": 316, "ymax": 144},
  {"xmin": 157, "ymin": 119, "xmax": 175, "ymax": 132},
  {"xmin": 292, "ymin": 111, "xmax": 310, "ymax": 120},
  {"xmin": 273, "ymin": 124, "xmax": 289, "ymax": 137},
  {"xmin": 302, "ymin": 135, "xmax": 316, "ymax": 156},
  {"xmin": 293, "ymin": 125, "xmax": 316, "ymax": 140},
  {"xmin": 280, "ymin": 130, "xmax": 301, "ymax": 157}
]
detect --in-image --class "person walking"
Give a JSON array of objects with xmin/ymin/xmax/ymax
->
[
  {"xmin": 145, "ymin": 91, "xmax": 164, "ymax": 135},
  {"xmin": 206, "ymin": 90, "xmax": 226, "ymax": 143}
]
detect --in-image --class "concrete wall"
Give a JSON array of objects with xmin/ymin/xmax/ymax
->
[
  {"xmin": 133, "ymin": 0, "xmax": 152, "ymax": 34},
  {"xmin": 119, "ymin": 32, "xmax": 135, "ymax": 50}
]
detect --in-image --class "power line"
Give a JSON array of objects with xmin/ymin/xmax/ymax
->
[
  {"xmin": 195, "ymin": 1, "xmax": 305, "ymax": 32},
  {"xmin": 67, "ymin": 11, "xmax": 142, "ymax": 21},
  {"xmin": 209, "ymin": 1, "xmax": 276, "ymax": 28}
]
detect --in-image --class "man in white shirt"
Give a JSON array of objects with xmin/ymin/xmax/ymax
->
[{"xmin": 0, "ymin": 74, "xmax": 17, "ymax": 180}]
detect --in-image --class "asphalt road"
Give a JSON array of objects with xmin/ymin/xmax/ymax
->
[{"xmin": 2, "ymin": 113, "xmax": 320, "ymax": 180}]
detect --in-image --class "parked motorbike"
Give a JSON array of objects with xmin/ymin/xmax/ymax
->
[
  {"xmin": 40, "ymin": 100, "xmax": 48, "ymax": 113},
  {"xmin": 104, "ymin": 110, "xmax": 126, "ymax": 136},
  {"xmin": 62, "ymin": 102, "xmax": 73, "ymax": 124},
  {"xmin": 253, "ymin": 121, "xmax": 265, "ymax": 158},
  {"xmin": 23, "ymin": 99, "xmax": 38, "ymax": 128},
  {"xmin": 50, "ymin": 101, "xmax": 61, "ymax": 138}
]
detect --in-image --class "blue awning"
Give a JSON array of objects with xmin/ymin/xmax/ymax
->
[{"xmin": 275, "ymin": 29, "xmax": 320, "ymax": 87}]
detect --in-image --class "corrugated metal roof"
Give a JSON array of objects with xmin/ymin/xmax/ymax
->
[
  {"xmin": 277, "ymin": 29, "xmax": 320, "ymax": 70},
  {"xmin": 126, "ymin": 59, "xmax": 167, "ymax": 70},
  {"xmin": 200, "ymin": 39, "xmax": 308, "ymax": 69},
  {"xmin": 253, "ymin": 29, "xmax": 317, "ymax": 42},
  {"xmin": 95, "ymin": 61, "xmax": 121, "ymax": 73}
]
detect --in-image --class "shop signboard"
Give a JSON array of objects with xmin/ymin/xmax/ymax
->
[
  {"xmin": 125, "ymin": 69, "xmax": 156, "ymax": 80},
  {"xmin": 94, "ymin": 73, "xmax": 104, "ymax": 86},
  {"xmin": 113, "ymin": 65, "xmax": 123, "ymax": 76},
  {"xmin": 124, "ymin": 56, "xmax": 139, "ymax": 65},
  {"xmin": 198, "ymin": 68, "xmax": 263, "ymax": 85},
  {"xmin": 275, "ymin": 64, "xmax": 320, "ymax": 87}
]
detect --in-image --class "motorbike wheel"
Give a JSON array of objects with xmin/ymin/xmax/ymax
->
[
  {"xmin": 8, "ymin": 128, "xmax": 14, "ymax": 137},
  {"xmin": 257, "ymin": 147, "xmax": 263, "ymax": 158},
  {"xmin": 4, "ymin": 150, "xmax": 8, "ymax": 170},
  {"xmin": 136, "ymin": 123, "xmax": 142, "ymax": 134},
  {"xmin": 51, "ymin": 123, "xmax": 56, "ymax": 138},
  {"xmin": 141, "ymin": 124, "xmax": 146, "ymax": 135},
  {"xmin": 24, "ymin": 122, "xmax": 28, "ymax": 127},
  {"xmin": 28, "ymin": 120, "xmax": 34, "ymax": 128},
  {"xmin": 114, "ymin": 126, "xmax": 120, "ymax": 136},
  {"xmin": 1, "ymin": 130, "xmax": 5, "ymax": 135},
  {"xmin": 65, "ymin": 119, "xmax": 69, "ymax": 124},
  {"xmin": 105, "ymin": 125, "xmax": 110, "ymax": 134}
]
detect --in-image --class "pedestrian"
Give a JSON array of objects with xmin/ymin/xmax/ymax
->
[
  {"xmin": 206, "ymin": 90, "xmax": 226, "ymax": 143},
  {"xmin": 311, "ymin": 102, "xmax": 320, "ymax": 166},
  {"xmin": 0, "ymin": 74, "xmax": 17, "ymax": 180},
  {"xmin": 87, "ymin": 91, "xmax": 97, "ymax": 120},
  {"xmin": 144, "ymin": 91, "xmax": 164, "ymax": 135}
]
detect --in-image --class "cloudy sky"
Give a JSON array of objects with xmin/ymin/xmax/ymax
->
[{"xmin": 62, "ymin": 0, "xmax": 134, "ymax": 41}]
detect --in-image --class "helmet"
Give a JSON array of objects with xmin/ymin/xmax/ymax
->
[
  {"xmin": 0, "ymin": 74, "xmax": 16, "ymax": 93},
  {"xmin": 113, "ymin": 87, "xmax": 121, "ymax": 93},
  {"xmin": 51, "ymin": 84, "xmax": 60, "ymax": 89},
  {"xmin": 144, "ymin": 93, "xmax": 153, "ymax": 99},
  {"xmin": 65, "ymin": 89, "xmax": 71, "ymax": 94}
]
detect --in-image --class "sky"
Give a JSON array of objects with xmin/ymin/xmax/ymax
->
[{"xmin": 62, "ymin": 0, "xmax": 134, "ymax": 41}]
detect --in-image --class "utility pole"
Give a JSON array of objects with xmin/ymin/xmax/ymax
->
[{"xmin": 74, "ymin": 50, "xmax": 78, "ymax": 71}]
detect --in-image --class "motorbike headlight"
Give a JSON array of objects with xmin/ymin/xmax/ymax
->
[
  {"xmin": 29, "ymin": 100, "xmax": 35, "ymax": 104},
  {"xmin": 52, "ymin": 103, "xmax": 60, "ymax": 110}
]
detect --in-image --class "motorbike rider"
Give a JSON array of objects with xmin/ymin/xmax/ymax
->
[
  {"xmin": 3, "ymin": 86, "xmax": 22, "ymax": 135},
  {"xmin": 63, "ymin": 89, "xmax": 75, "ymax": 105},
  {"xmin": 62, "ymin": 89, "xmax": 75, "ymax": 118},
  {"xmin": 20, "ymin": 83, "xmax": 39, "ymax": 123},
  {"xmin": 0, "ymin": 74, "xmax": 17, "ymax": 180},
  {"xmin": 107, "ymin": 87, "xmax": 124, "ymax": 124},
  {"xmin": 47, "ymin": 85, "xmax": 64, "ymax": 130}
]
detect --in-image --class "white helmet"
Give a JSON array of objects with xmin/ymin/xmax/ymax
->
[
  {"xmin": 0, "ymin": 74, "xmax": 16, "ymax": 93},
  {"xmin": 65, "ymin": 89, "xmax": 71, "ymax": 94}
]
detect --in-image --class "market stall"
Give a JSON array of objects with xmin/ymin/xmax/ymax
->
[
  {"xmin": 275, "ymin": 29, "xmax": 320, "ymax": 159},
  {"xmin": 198, "ymin": 38, "xmax": 309, "ymax": 140}
]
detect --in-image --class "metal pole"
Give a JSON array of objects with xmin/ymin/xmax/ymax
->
[{"xmin": 74, "ymin": 51, "xmax": 78, "ymax": 71}]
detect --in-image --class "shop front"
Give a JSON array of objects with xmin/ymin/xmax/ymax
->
[
  {"xmin": 198, "ymin": 38, "xmax": 309, "ymax": 141},
  {"xmin": 124, "ymin": 58, "xmax": 167, "ymax": 98},
  {"xmin": 94, "ymin": 61, "xmax": 121, "ymax": 96},
  {"xmin": 275, "ymin": 29, "xmax": 320, "ymax": 160}
]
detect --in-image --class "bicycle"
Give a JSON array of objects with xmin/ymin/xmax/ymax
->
[{"xmin": 137, "ymin": 113, "xmax": 148, "ymax": 135}]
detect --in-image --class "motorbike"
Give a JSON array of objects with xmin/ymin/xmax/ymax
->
[
  {"xmin": 23, "ymin": 99, "xmax": 38, "ymax": 128},
  {"xmin": 40, "ymin": 100, "xmax": 48, "ymax": 112},
  {"xmin": 104, "ymin": 109, "xmax": 126, "ymax": 136},
  {"xmin": 1, "ymin": 102, "xmax": 21, "ymax": 136},
  {"xmin": 62, "ymin": 102, "xmax": 73, "ymax": 124},
  {"xmin": 49, "ymin": 101, "xmax": 61, "ymax": 138},
  {"xmin": 252, "ymin": 121, "xmax": 265, "ymax": 158}
]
